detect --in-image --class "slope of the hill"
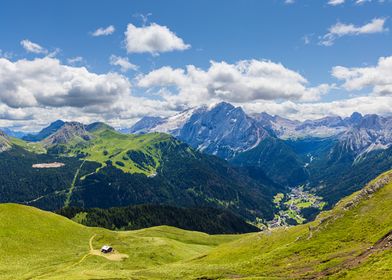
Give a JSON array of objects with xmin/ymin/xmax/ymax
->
[
  {"xmin": 68, "ymin": 132, "xmax": 279, "ymax": 221},
  {"xmin": 0, "ymin": 145, "xmax": 99, "ymax": 209},
  {"xmin": 136, "ymin": 170, "xmax": 392, "ymax": 279},
  {"xmin": 0, "ymin": 126, "xmax": 280, "ymax": 221},
  {"xmin": 0, "ymin": 203, "xmax": 240, "ymax": 280},
  {"xmin": 3, "ymin": 170, "xmax": 392, "ymax": 279}
]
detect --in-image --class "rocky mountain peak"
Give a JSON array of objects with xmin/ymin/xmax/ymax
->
[
  {"xmin": 23, "ymin": 120, "xmax": 65, "ymax": 142},
  {"xmin": 348, "ymin": 112, "xmax": 363, "ymax": 124},
  {"xmin": 42, "ymin": 121, "xmax": 91, "ymax": 146}
]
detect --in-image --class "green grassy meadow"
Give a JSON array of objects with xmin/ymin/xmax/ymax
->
[
  {"xmin": 56, "ymin": 130, "xmax": 179, "ymax": 176},
  {"xmin": 0, "ymin": 204, "xmax": 240, "ymax": 280},
  {"xmin": 3, "ymin": 170, "xmax": 392, "ymax": 279}
]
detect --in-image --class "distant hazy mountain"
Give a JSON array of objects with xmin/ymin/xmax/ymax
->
[
  {"xmin": 0, "ymin": 127, "xmax": 26, "ymax": 139},
  {"xmin": 119, "ymin": 116, "xmax": 163, "ymax": 134},
  {"xmin": 258, "ymin": 112, "xmax": 392, "ymax": 153},
  {"xmin": 23, "ymin": 120, "xmax": 65, "ymax": 142}
]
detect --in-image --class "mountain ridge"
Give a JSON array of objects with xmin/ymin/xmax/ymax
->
[{"xmin": 0, "ymin": 125, "xmax": 281, "ymax": 222}]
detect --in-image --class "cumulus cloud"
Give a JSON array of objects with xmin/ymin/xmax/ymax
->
[
  {"xmin": 0, "ymin": 104, "xmax": 33, "ymax": 120},
  {"xmin": 137, "ymin": 59, "xmax": 332, "ymax": 107},
  {"xmin": 20, "ymin": 39, "xmax": 48, "ymax": 54},
  {"xmin": 0, "ymin": 57, "xmax": 180, "ymax": 130},
  {"xmin": 109, "ymin": 55, "xmax": 138, "ymax": 72},
  {"xmin": 320, "ymin": 18, "xmax": 387, "ymax": 46},
  {"xmin": 91, "ymin": 25, "xmax": 115, "ymax": 36},
  {"xmin": 0, "ymin": 57, "xmax": 131, "ymax": 108},
  {"xmin": 124, "ymin": 23, "xmax": 190, "ymax": 54},
  {"xmin": 2, "ymin": 55, "xmax": 391, "ymax": 130},
  {"xmin": 332, "ymin": 55, "xmax": 392, "ymax": 95}
]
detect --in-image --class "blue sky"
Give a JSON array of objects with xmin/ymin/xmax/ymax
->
[{"xmin": 0, "ymin": 0, "xmax": 392, "ymax": 130}]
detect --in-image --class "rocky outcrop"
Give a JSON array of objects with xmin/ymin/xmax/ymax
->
[
  {"xmin": 42, "ymin": 122, "xmax": 92, "ymax": 146},
  {"xmin": 343, "ymin": 172, "xmax": 392, "ymax": 210},
  {"xmin": 0, "ymin": 130, "xmax": 11, "ymax": 152}
]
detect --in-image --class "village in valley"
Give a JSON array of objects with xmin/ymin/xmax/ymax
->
[{"xmin": 267, "ymin": 186, "xmax": 326, "ymax": 229}]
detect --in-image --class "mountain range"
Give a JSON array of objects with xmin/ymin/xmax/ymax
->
[
  {"xmin": 126, "ymin": 102, "xmax": 392, "ymax": 206},
  {"xmin": 128, "ymin": 102, "xmax": 392, "ymax": 158},
  {"xmin": 0, "ymin": 120, "xmax": 279, "ymax": 226},
  {"xmin": 2, "ymin": 101, "xmax": 392, "ymax": 228}
]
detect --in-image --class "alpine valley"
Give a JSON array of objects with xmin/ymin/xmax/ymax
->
[
  {"xmin": 2, "ymin": 101, "xmax": 392, "ymax": 230},
  {"xmin": 123, "ymin": 102, "xmax": 392, "ymax": 225}
]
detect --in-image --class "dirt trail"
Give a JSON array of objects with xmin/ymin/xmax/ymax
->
[
  {"xmin": 310, "ymin": 229, "xmax": 392, "ymax": 279},
  {"xmin": 89, "ymin": 234, "xmax": 129, "ymax": 261},
  {"xmin": 89, "ymin": 233, "xmax": 96, "ymax": 250}
]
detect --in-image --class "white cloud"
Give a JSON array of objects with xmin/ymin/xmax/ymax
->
[
  {"xmin": 328, "ymin": 0, "xmax": 345, "ymax": 5},
  {"xmin": 2, "ymin": 55, "xmax": 391, "ymax": 130},
  {"xmin": 20, "ymin": 39, "xmax": 47, "ymax": 54},
  {"xmin": 124, "ymin": 23, "xmax": 190, "ymax": 54},
  {"xmin": 67, "ymin": 56, "xmax": 84, "ymax": 65},
  {"xmin": 109, "ymin": 55, "xmax": 138, "ymax": 72},
  {"xmin": 355, "ymin": 0, "xmax": 372, "ymax": 4},
  {"xmin": 332, "ymin": 55, "xmax": 392, "ymax": 95},
  {"xmin": 0, "ymin": 104, "xmax": 32, "ymax": 120},
  {"xmin": 137, "ymin": 59, "xmax": 331, "ymax": 107},
  {"xmin": 328, "ymin": 0, "xmax": 380, "ymax": 5},
  {"xmin": 0, "ymin": 57, "xmax": 130, "ymax": 109},
  {"xmin": 320, "ymin": 18, "xmax": 388, "ymax": 46},
  {"xmin": 0, "ymin": 57, "xmax": 180, "ymax": 129},
  {"xmin": 91, "ymin": 25, "xmax": 115, "ymax": 37}
]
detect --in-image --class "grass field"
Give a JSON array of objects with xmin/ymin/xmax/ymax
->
[
  {"xmin": 9, "ymin": 137, "xmax": 46, "ymax": 154},
  {"xmin": 9, "ymin": 128, "xmax": 181, "ymax": 176},
  {"xmin": 3, "ymin": 170, "xmax": 392, "ymax": 279},
  {"xmin": 0, "ymin": 204, "xmax": 240, "ymax": 280},
  {"xmin": 57, "ymin": 129, "xmax": 180, "ymax": 176}
]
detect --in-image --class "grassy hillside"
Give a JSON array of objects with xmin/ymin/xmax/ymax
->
[
  {"xmin": 51, "ymin": 128, "xmax": 175, "ymax": 176},
  {"xmin": 0, "ymin": 203, "xmax": 240, "ymax": 280},
  {"xmin": 54, "ymin": 128, "xmax": 279, "ymax": 221},
  {"xmin": 3, "ymin": 171, "xmax": 392, "ymax": 279},
  {"xmin": 145, "ymin": 170, "xmax": 392, "ymax": 279},
  {"xmin": 0, "ymin": 127, "xmax": 279, "ymax": 221}
]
